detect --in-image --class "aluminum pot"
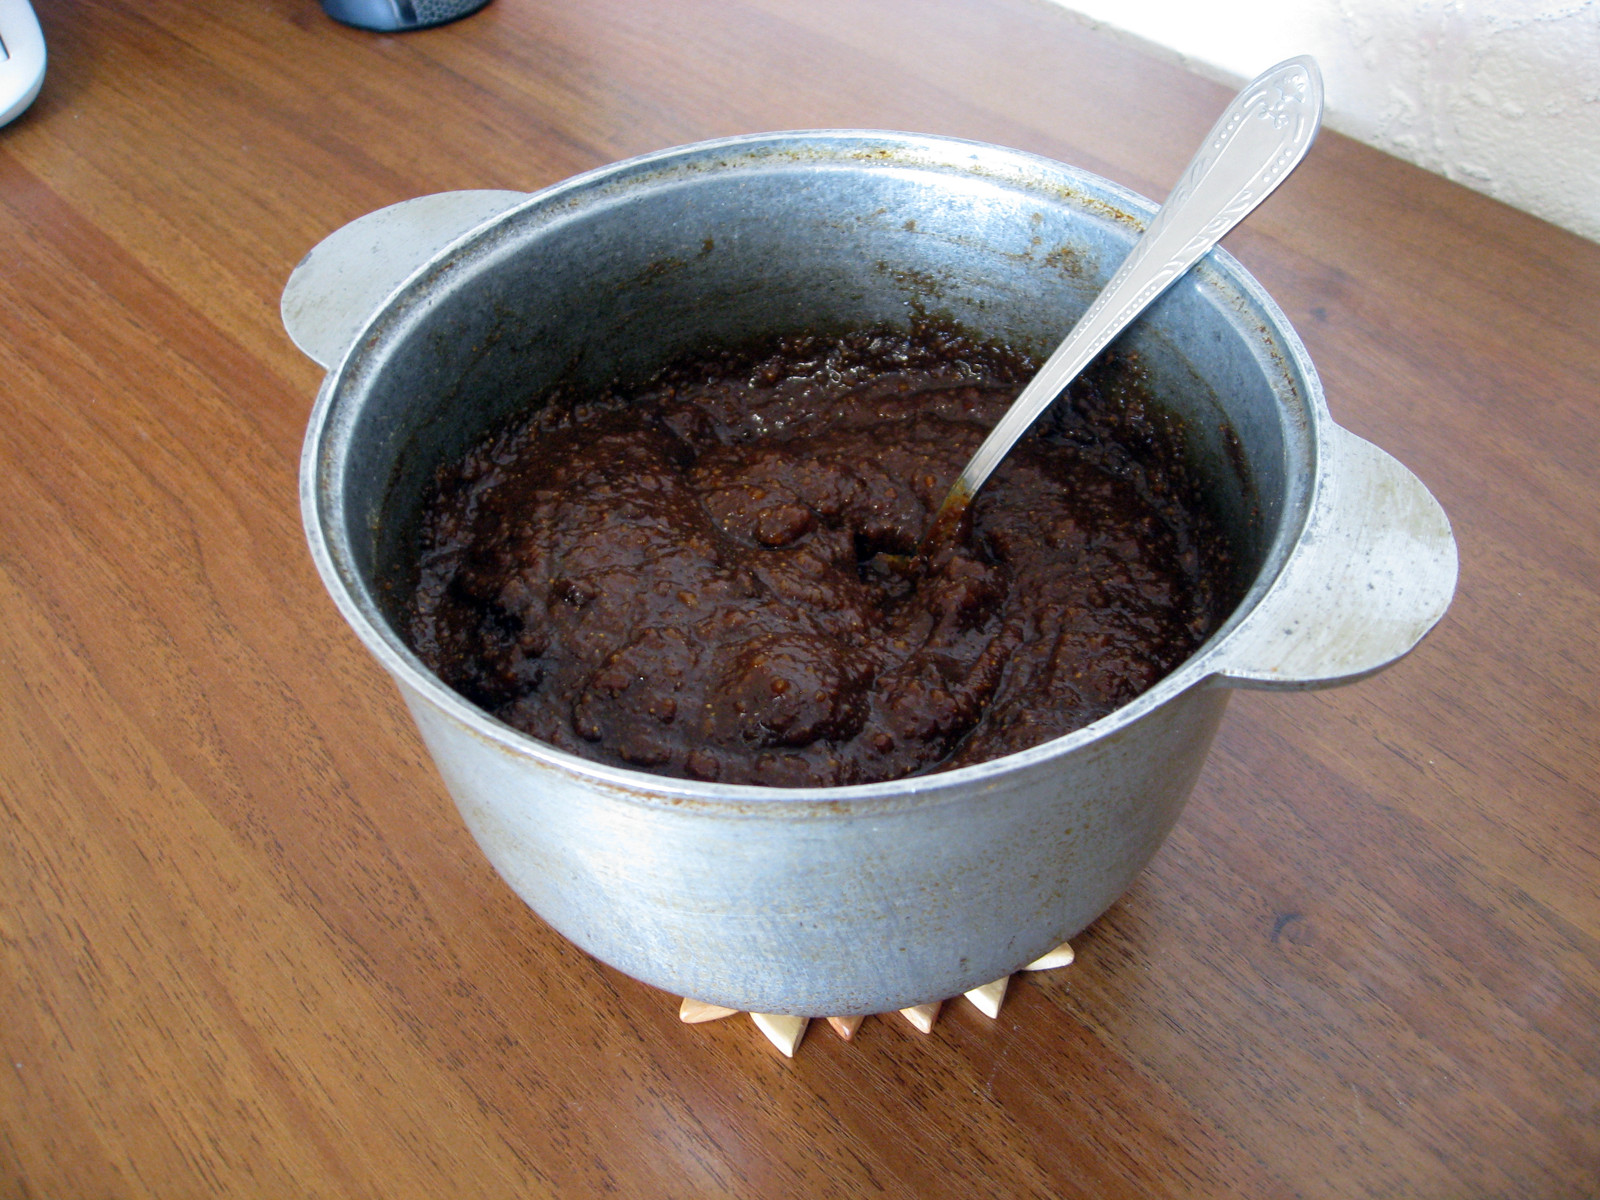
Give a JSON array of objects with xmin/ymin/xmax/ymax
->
[{"xmin": 285, "ymin": 131, "xmax": 1456, "ymax": 1017}]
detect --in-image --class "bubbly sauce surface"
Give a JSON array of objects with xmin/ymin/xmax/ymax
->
[{"xmin": 406, "ymin": 328, "xmax": 1231, "ymax": 787}]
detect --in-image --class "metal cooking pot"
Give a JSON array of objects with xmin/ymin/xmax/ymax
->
[{"xmin": 285, "ymin": 132, "xmax": 1456, "ymax": 1017}]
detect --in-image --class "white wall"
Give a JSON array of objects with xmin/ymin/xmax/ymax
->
[{"xmin": 1045, "ymin": 0, "xmax": 1600, "ymax": 243}]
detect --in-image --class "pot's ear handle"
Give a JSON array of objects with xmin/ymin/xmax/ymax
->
[
  {"xmin": 1214, "ymin": 423, "xmax": 1457, "ymax": 689},
  {"xmin": 281, "ymin": 190, "xmax": 528, "ymax": 370}
]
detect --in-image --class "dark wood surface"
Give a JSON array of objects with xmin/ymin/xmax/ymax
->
[{"xmin": 3, "ymin": 1, "xmax": 1597, "ymax": 1196}]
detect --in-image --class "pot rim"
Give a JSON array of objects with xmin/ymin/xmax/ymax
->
[{"xmin": 300, "ymin": 128, "xmax": 1331, "ymax": 807}]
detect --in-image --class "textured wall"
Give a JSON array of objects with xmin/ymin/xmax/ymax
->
[{"xmin": 1046, "ymin": 0, "xmax": 1600, "ymax": 242}]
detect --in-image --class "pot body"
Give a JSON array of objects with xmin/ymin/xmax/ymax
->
[
  {"xmin": 296, "ymin": 132, "xmax": 1456, "ymax": 1015},
  {"xmin": 402, "ymin": 678, "xmax": 1228, "ymax": 1014}
]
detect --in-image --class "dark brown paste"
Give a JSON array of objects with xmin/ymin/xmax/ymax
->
[{"xmin": 405, "ymin": 326, "xmax": 1232, "ymax": 787}]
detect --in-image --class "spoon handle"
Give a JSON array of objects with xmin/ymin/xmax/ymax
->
[{"xmin": 935, "ymin": 56, "xmax": 1323, "ymax": 523}]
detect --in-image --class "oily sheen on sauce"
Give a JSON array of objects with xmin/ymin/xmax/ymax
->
[{"xmin": 405, "ymin": 327, "xmax": 1233, "ymax": 788}]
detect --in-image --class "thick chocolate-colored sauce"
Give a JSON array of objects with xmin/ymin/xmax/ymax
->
[{"xmin": 406, "ymin": 328, "xmax": 1231, "ymax": 787}]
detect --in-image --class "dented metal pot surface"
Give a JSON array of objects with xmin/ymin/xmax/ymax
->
[{"xmin": 286, "ymin": 132, "xmax": 1456, "ymax": 1016}]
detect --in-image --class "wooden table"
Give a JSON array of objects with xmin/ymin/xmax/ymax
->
[{"xmin": 4, "ymin": 1, "xmax": 1597, "ymax": 1195}]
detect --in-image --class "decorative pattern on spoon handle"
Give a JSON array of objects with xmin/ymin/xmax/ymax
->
[
  {"xmin": 1089, "ymin": 57, "xmax": 1322, "ymax": 334},
  {"xmin": 944, "ymin": 56, "xmax": 1323, "ymax": 510}
]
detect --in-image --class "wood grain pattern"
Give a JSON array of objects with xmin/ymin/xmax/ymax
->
[{"xmin": 2, "ymin": 0, "xmax": 1597, "ymax": 1196}]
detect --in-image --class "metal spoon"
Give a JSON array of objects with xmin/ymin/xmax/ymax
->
[{"xmin": 910, "ymin": 55, "xmax": 1323, "ymax": 560}]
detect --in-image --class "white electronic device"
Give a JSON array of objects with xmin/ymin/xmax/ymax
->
[{"xmin": 0, "ymin": 0, "xmax": 45, "ymax": 127}]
